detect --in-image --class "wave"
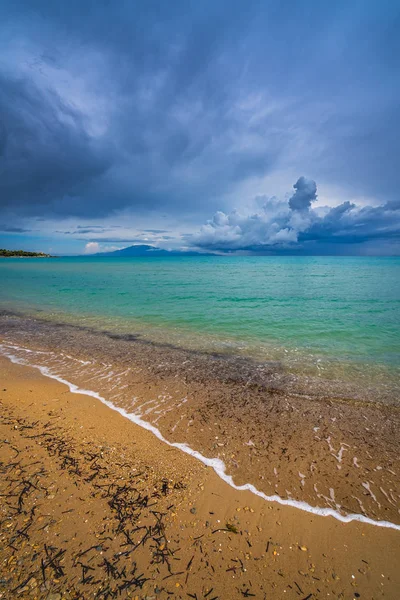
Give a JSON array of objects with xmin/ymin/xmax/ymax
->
[{"xmin": 1, "ymin": 341, "xmax": 399, "ymax": 532}]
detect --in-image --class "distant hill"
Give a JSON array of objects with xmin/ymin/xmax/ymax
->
[
  {"xmin": 95, "ymin": 244, "xmax": 212, "ymax": 257},
  {"xmin": 0, "ymin": 248, "xmax": 53, "ymax": 257}
]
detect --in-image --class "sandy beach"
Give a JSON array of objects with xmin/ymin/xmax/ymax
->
[
  {"xmin": 1, "ymin": 313, "xmax": 399, "ymax": 529},
  {"xmin": 1, "ymin": 356, "xmax": 400, "ymax": 599}
]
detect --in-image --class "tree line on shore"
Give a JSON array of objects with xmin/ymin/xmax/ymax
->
[{"xmin": 0, "ymin": 249, "xmax": 53, "ymax": 257}]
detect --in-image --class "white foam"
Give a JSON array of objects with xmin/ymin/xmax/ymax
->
[
  {"xmin": 61, "ymin": 353, "xmax": 91, "ymax": 365},
  {"xmin": 326, "ymin": 436, "xmax": 349, "ymax": 464},
  {"xmin": 1, "ymin": 344, "xmax": 400, "ymax": 532},
  {"xmin": 362, "ymin": 481, "xmax": 381, "ymax": 507}
]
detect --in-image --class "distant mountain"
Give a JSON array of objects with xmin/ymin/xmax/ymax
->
[{"xmin": 95, "ymin": 244, "xmax": 212, "ymax": 257}]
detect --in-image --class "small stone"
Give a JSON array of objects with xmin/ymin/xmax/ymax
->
[
  {"xmin": 190, "ymin": 507, "xmax": 197, "ymax": 514},
  {"xmin": 48, "ymin": 594, "xmax": 62, "ymax": 600},
  {"xmin": 299, "ymin": 545, "xmax": 307, "ymax": 552}
]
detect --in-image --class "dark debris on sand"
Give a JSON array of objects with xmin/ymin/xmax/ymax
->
[{"xmin": 0, "ymin": 403, "xmax": 200, "ymax": 599}]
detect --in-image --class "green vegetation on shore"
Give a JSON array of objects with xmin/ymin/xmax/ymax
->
[{"xmin": 0, "ymin": 249, "xmax": 54, "ymax": 257}]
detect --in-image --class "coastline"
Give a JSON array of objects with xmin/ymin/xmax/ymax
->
[
  {"xmin": 1, "ymin": 312, "xmax": 400, "ymax": 528},
  {"xmin": 1, "ymin": 356, "xmax": 400, "ymax": 599}
]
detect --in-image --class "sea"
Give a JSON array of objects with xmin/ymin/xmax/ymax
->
[{"xmin": 0, "ymin": 256, "xmax": 399, "ymax": 392}]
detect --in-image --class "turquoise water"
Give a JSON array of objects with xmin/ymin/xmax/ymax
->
[{"xmin": 1, "ymin": 256, "xmax": 399, "ymax": 387}]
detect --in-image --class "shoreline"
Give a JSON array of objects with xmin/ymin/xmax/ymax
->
[
  {"xmin": 3, "ymin": 346, "xmax": 400, "ymax": 533},
  {"xmin": 0, "ymin": 313, "xmax": 399, "ymax": 527},
  {"xmin": 0, "ymin": 308, "xmax": 398, "ymax": 407},
  {"xmin": 1, "ymin": 356, "xmax": 400, "ymax": 599}
]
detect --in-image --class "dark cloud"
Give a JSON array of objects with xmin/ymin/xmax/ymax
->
[
  {"xmin": 288, "ymin": 177, "xmax": 317, "ymax": 212},
  {"xmin": 0, "ymin": 0, "xmax": 399, "ymax": 256},
  {"xmin": 0, "ymin": 0, "xmax": 280, "ymax": 220},
  {"xmin": 0, "ymin": 225, "xmax": 31, "ymax": 233},
  {"xmin": 190, "ymin": 177, "xmax": 400, "ymax": 254},
  {"xmin": 69, "ymin": 228, "xmax": 112, "ymax": 234},
  {"xmin": 301, "ymin": 201, "xmax": 400, "ymax": 246},
  {"xmin": 76, "ymin": 225, "xmax": 107, "ymax": 230},
  {"xmin": 0, "ymin": 72, "xmax": 112, "ymax": 217}
]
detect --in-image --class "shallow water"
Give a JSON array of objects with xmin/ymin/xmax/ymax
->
[{"xmin": 1, "ymin": 255, "xmax": 399, "ymax": 399}]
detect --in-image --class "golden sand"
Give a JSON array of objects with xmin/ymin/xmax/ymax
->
[{"xmin": 1, "ymin": 356, "xmax": 399, "ymax": 599}]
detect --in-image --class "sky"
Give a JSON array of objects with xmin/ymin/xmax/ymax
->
[{"xmin": 0, "ymin": 0, "xmax": 399, "ymax": 255}]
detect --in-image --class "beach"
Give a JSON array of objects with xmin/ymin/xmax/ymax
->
[
  {"xmin": 1, "ymin": 256, "xmax": 399, "ymax": 599},
  {"xmin": 1, "ymin": 356, "xmax": 400, "ymax": 599},
  {"xmin": 1, "ymin": 311, "xmax": 399, "ymax": 528}
]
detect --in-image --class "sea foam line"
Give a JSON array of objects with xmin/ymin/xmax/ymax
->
[{"xmin": 1, "ymin": 345, "xmax": 400, "ymax": 532}]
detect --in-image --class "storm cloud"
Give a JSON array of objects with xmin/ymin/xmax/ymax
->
[
  {"xmin": 0, "ymin": 72, "xmax": 112, "ymax": 216},
  {"xmin": 191, "ymin": 178, "xmax": 400, "ymax": 254},
  {"xmin": 288, "ymin": 177, "xmax": 318, "ymax": 212},
  {"xmin": 0, "ymin": 0, "xmax": 399, "ymax": 254},
  {"xmin": 0, "ymin": 0, "xmax": 281, "ymax": 220}
]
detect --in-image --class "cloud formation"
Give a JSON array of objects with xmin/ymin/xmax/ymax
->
[
  {"xmin": 191, "ymin": 177, "xmax": 400, "ymax": 254},
  {"xmin": 0, "ymin": 71, "xmax": 112, "ymax": 217},
  {"xmin": 84, "ymin": 242, "xmax": 100, "ymax": 254},
  {"xmin": 0, "ymin": 225, "xmax": 31, "ymax": 233},
  {"xmin": 288, "ymin": 177, "xmax": 317, "ymax": 212},
  {"xmin": 0, "ymin": 1, "xmax": 399, "ymax": 254}
]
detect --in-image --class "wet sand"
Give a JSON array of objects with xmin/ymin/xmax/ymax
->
[
  {"xmin": 1, "ymin": 313, "xmax": 399, "ymax": 527},
  {"xmin": 1, "ymin": 357, "xmax": 400, "ymax": 599}
]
